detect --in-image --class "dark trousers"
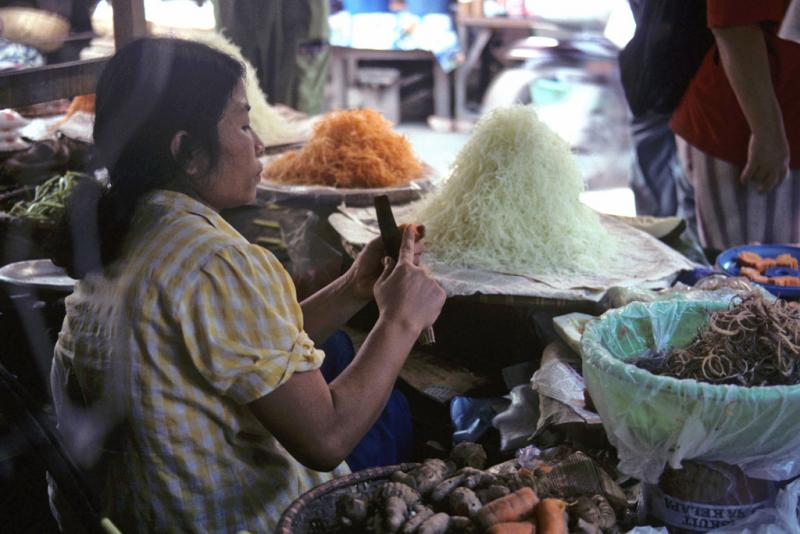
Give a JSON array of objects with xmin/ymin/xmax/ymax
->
[{"xmin": 319, "ymin": 330, "xmax": 414, "ymax": 471}]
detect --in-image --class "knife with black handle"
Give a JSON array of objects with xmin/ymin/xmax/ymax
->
[{"xmin": 374, "ymin": 194, "xmax": 436, "ymax": 345}]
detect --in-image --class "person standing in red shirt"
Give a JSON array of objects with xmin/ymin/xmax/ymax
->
[{"xmin": 671, "ymin": 0, "xmax": 800, "ymax": 251}]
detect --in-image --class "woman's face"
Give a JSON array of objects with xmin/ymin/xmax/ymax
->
[{"xmin": 196, "ymin": 80, "xmax": 264, "ymax": 211}]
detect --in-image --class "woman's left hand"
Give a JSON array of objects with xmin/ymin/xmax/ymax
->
[{"xmin": 346, "ymin": 228, "xmax": 425, "ymax": 301}]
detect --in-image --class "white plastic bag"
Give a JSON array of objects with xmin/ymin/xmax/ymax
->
[{"xmin": 581, "ymin": 299, "xmax": 800, "ymax": 483}]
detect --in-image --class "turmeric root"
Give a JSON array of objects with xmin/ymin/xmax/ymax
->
[
  {"xmin": 496, "ymin": 468, "xmax": 537, "ymax": 493},
  {"xmin": 534, "ymin": 498, "xmax": 567, "ymax": 534},
  {"xmin": 485, "ymin": 521, "xmax": 536, "ymax": 534},
  {"xmin": 336, "ymin": 494, "xmax": 368, "ymax": 528},
  {"xmin": 431, "ymin": 473, "xmax": 466, "ymax": 503},
  {"xmin": 461, "ymin": 467, "xmax": 497, "ymax": 489},
  {"xmin": 391, "ymin": 470, "xmax": 419, "ymax": 490},
  {"xmin": 448, "ymin": 515, "xmax": 475, "ymax": 532},
  {"xmin": 448, "ymin": 487, "xmax": 482, "ymax": 518},
  {"xmin": 476, "ymin": 487, "xmax": 540, "ymax": 530},
  {"xmin": 399, "ymin": 505, "xmax": 434, "ymax": 534},
  {"xmin": 431, "ymin": 466, "xmax": 497, "ymax": 503},
  {"xmin": 449, "ymin": 442, "xmax": 488, "ymax": 469},
  {"xmin": 477, "ymin": 485, "xmax": 511, "ymax": 504},
  {"xmin": 417, "ymin": 512, "xmax": 451, "ymax": 534},
  {"xmin": 411, "ymin": 459, "xmax": 455, "ymax": 495},
  {"xmin": 380, "ymin": 481, "xmax": 421, "ymax": 506},
  {"xmin": 385, "ymin": 495, "xmax": 409, "ymax": 533}
]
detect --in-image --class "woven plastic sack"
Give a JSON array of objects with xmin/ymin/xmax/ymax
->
[
  {"xmin": 626, "ymin": 478, "xmax": 800, "ymax": 533},
  {"xmin": 707, "ymin": 477, "xmax": 800, "ymax": 534},
  {"xmin": 581, "ymin": 299, "xmax": 800, "ymax": 483}
]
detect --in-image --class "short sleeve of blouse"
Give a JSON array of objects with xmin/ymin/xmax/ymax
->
[
  {"xmin": 179, "ymin": 244, "xmax": 325, "ymax": 405},
  {"xmin": 707, "ymin": 0, "xmax": 786, "ymax": 28}
]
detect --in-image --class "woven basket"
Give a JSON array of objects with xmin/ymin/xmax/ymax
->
[
  {"xmin": 275, "ymin": 462, "xmax": 418, "ymax": 534},
  {"xmin": 0, "ymin": 7, "xmax": 70, "ymax": 53}
]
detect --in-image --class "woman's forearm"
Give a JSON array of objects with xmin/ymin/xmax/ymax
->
[
  {"xmin": 248, "ymin": 316, "xmax": 418, "ymax": 471},
  {"xmin": 712, "ymin": 25, "xmax": 785, "ymax": 137},
  {"xmin": 299, "ymin": 273, "xmax": 370, "ymax": 344},
  {"xmin": 323, "ymin": 316, "xmax": 418, "ymax": 455}
]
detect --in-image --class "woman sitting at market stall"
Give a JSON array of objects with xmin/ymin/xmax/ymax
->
[{"xmin": 49, "ymin": 37, "xmax": 445, "ymax": 532}]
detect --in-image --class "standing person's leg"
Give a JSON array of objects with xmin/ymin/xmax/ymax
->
[
  {"xmin": 762, "ymin": 169, "xmax": 800, "ymax": 244},
  {"xmin": 674, "ymin": 135, "xmax": 700, "ymax": 245},
  {"xmin": 676, "ymin": 135, "xmax": 800, "ymax": 250},
  {"xmin": 294, "ymin": 43, "xmax": 330, "ymax": 115},
  {"xmin": 213, "ymin": 0, "xmax": 288, "ymax": 105},
  {"xmin": 283, "ymin": 0, "xmax": 330, "ymax": 114},
  {"xmin": 630, "ymin": 111, "xmax": 679, "ymax": 217}
]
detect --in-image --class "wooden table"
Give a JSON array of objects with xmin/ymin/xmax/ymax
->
[{"xmin": 329, "ymin": 46, "xmax": 452, "ymax": 119}]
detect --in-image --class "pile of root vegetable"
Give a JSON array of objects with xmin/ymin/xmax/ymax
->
[
  {"xmin": 334, "ymin": 443, "xmax": 624, "ymax": 534},
  {"xmin": 633, "ymin": 293, "xmax": 800, "ymax": 386}
]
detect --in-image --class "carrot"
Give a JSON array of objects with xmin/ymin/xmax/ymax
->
[
  {"xmin": 486, "ymin": 521, "xmax": 536, "ymax": 534},
  {"xmin": 534, "ymin": 498, "xmax": 567, "ymax": 534},
  {"xmin": 476, "ymin": 487, "xmax": 539, "ymax": 530}
]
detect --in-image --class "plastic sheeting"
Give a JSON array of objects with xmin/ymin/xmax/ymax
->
[
  {"xmin": 581, "ymin": 298, "xmax": 800, "ymax": 483},
  {"xmin": 330, "ymin": 202, "xmax": 696, "ymax": 302}
]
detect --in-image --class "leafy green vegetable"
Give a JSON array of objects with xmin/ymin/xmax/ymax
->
[{"xmin": 8, "ymin": 171, "xmax": 87, "ymax": 223}]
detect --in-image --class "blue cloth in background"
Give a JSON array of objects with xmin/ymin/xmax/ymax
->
[
  {"xmin": 450, "ymin": 396, "xmax": 507, "ymax": 444},
  {"xmin": 319, "ymin": 330, "xmax": 414, "ymax": 471}
]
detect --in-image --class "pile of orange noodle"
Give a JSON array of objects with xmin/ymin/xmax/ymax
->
[{"xmin": 262, "ymin": 109, "xmax": 424, "ymax": 188}]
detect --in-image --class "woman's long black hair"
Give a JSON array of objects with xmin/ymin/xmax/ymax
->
[{"xmin": 53, "ymin": 37, "xmax": 244, "ymax": 278}]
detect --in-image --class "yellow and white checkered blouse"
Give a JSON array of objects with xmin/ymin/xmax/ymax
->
[{"xmin": 51, "ymin": 190, "xmax": 348, "ymax": 532}]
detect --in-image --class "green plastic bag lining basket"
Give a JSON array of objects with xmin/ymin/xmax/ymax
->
[{"xmin": 580, "ymin": 298, "xmax": 800, "ymax": 484}]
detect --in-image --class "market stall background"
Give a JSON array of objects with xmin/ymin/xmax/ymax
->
[{"xmin": 3, "ymin": 1, "xmax": 797, "ymax": 533}]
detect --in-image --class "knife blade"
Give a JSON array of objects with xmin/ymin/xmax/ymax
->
[
  {"xmin": 374, "ymin": 194, "xmax": 402, "ymax": 261},
  {"xmin": 373, "ymin": 194, "xmax": 435, "ymax": 345}
]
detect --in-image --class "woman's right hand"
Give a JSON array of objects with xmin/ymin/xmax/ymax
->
[{"xmin": 373, "ymin": 225, "xmax": 445, "ymax": 335}]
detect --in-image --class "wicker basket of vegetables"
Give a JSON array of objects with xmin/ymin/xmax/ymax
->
[
  {"xmin": 276, "ymin": 463, "xmax": 419, "ymax": 534},
  {"xmin": 275, "ymin": 442, "xmax": 602, "ymax": 533}
]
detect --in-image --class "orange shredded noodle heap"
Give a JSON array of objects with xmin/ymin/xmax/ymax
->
[{"xmin": 262, "ymin": 108, "xmax": 423, "ymax": 188}]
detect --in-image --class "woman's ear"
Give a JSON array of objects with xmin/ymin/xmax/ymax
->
[{"xmin": 169, "ymin": 131, "xmax": 205, "ymax": 176}]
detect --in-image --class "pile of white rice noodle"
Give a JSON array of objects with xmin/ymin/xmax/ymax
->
[{"xmin": 417, "ymin": 105, "xmax": 618, "ymax": 276}]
